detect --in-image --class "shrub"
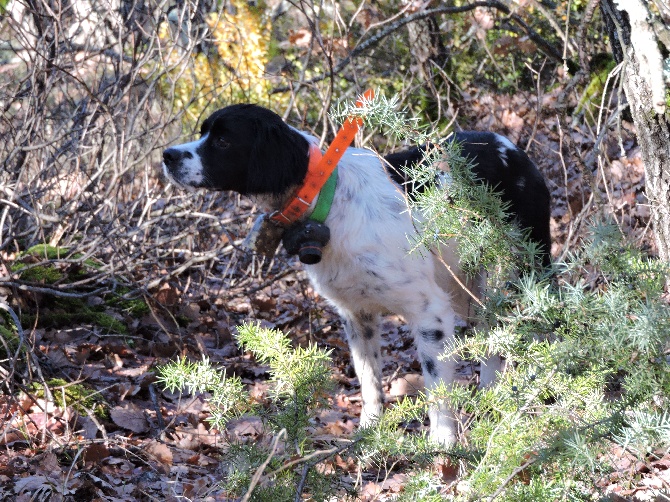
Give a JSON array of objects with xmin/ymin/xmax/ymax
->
[{"xmin": 157, "ymin": 322, "xmax": 340, "ymax": 500}]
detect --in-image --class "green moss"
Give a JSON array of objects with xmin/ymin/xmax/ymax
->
[
  {"xmin": 21, "ymin": 297, "xmax": 128, "ymax": 335},
  {"xmin": 30, "ymin": 378, "xmax": 108, "ymax": 418},
  {"xmin": 576, "ymin": 57, "xmax": 617, "ymax": 115},
  {"xmin": 12, "ymin": 245, "xmax": 70, "ymax": 283},
  {"xmin": 105, "ymin": 287, "xmax": 150, "ymax": 317},
  {"xmin": 86, "ymin": 311, "xmax": 127, "ymax": 334},
  {"xmin": 10, "ymin": 249, "xmax": 147, "ymax": 331},
  {"xmin": 24, "ymin": 244, "xmax": 70, "ymax": 260},
  {"xmin": 14, "ymin": 264, "xmax": 63, "ymax": 283},
  {"xmin": 0, "ymin": 323, "xmax": 20, "ymax": 359},
  {"xmin": 176, "ymin": 314, "xmax": 191, "ymax": 328},
  {"xmin": 12, "ymin": 244, "xmax": 101, "ymax": 281}
]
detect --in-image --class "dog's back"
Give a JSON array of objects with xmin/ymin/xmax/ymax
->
[{"xmin": 384, "ymin": 131, "xmax": 551, "ymax": 267}]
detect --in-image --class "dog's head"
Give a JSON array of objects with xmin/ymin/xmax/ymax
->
[{"xmin": 162, "ymin": 104, "xmax": 311, "ymax": 196}]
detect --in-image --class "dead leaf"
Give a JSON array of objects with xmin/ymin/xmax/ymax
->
[
  {"xmin": 104, "ymin": 352, "xmax": 124, "ymax": 369},
  {"xmin": 334, "ymin": 454, "xmax": 357, "ymax": 473},
  {"xmin": 181, "ymin": 302, "xmax": 201, "ymax": 320},
  {"xmin": 151, "ymin": 341, "xmax": 179, "ymax": 358},
  {"xmin": 25, "ymin": 412, "xmax": 65, "ymax": 436},
  {"xmin": 82, "ymin": 443, "xmax": 110, "ymax": 466},
  {"xmin": 183, "ymin": 476, "xmax": 212, "ymax": 499},
  {"xmin": 389, "ymin": 373, "xmax": 424, "ymax": 397},
  {"xmin": 501, "ymin": 110, "xmax": 523, "ymax": 142},
  {"xmin": 110, "ymin": 403, "xmax": 149, "ymax": 433},
  {"xmin": 635, "ymin": 461, "xmax": 650, "ymax": 474},
  {"xmin": 74, "ymin": 415, "xmax": 100, "ymax": 440},
  {"xmin": 34, "ymin": 451, "xmax": 61, "ymax": 476},
  {"xmin": 144, "ymin": 440, "xmax": 173, "ymax": 465},
  {"xmin": 288, "ymin": 28, "xmax": 312, "ymax": 47},
  {"xmin": 360, "ymin": 481, "xmax": 383, "ymax": 501},
  {"xmin": 251, "ymin": 294, "xmax": 276, "ymax": 312},
  {"xmin": 381, "ymin": 473, "xmax": 407, "ymax": 492},
  {"xmin": 651, "ymin": 455, "xmax": 670, "ymax": 470},
  {"xmin": 13, "ymin": 475, "xmax": 51, "ymax": 494},
  {"xmin": 639, "ymin": 476, "xmax": 663, "ymax": 489},
  {"xmin": 154, "ymin": 283, "xmax": 179, "ymax": 306},
  {"xmin": 437, "ymin": 458, "xmax": 460, "ymax": 484},
  {"xmin": 44, "ymin": 348, "xmax": 72, "ymax": 369}
]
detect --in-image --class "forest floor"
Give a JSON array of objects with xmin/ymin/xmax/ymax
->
[{"xmin": 2, "ymin": 88, "xmax": 669, "ymax": 501}]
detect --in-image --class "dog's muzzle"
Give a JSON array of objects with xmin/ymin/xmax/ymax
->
[
  {"xmin": 162, "ymin": 148, "xmax": 189, "ymax": 175},
  {"xmin": 162, "ymin": 148, "xmax": 198, "ymax": 188}
]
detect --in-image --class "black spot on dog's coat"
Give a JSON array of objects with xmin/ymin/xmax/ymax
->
[
  {"xmin": 359, "ymin": 312, "xmax": 374, "ymax": 323},
  {"xmin": 421, "ymin": 329, "xmax": 445, "ymax": 342},
  {"xmin": 422, "ymin": 356, "xmax": 438, "ymax": 377},
  {"xmin": 384, "ymin": 131, "xmax": 552, "ymax": 267}
]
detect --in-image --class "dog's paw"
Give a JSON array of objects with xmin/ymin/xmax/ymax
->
[
  {"xmin": 359, "ymin": 406, "xmax": 382, "ymax": 429},
  {"xmin": 429, "ymin": 426, "xmax": 458, "ymax": 448}
]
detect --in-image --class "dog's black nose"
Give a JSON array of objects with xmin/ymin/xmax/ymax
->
[{"xmin": 163, "ymin": 148, "xmax": 182, "ymax": 167}]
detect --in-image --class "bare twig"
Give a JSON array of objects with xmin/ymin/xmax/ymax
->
[
  {"xmin": 486, "ymin": 455, "xmax": 539, "ymax": 501},
  {"xmin": 241, "ymin": 429, "xmax": 286, "ymax": 502}
]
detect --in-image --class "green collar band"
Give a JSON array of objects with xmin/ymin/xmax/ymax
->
[{"xmin": 308, "ymin": 167, "xmax": 337, "ymax": 224}]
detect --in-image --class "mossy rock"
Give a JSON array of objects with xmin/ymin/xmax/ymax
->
[
  {"xmin": 11, "ymin": 244, "xmax": 101, "ymax": 284},
  {"xmin": 16, "ymin": 286, "xmax": 149, "ymax": 334},
  {"xmin": 15, "ymin": 264, "xmax": 64, "ymax": 283},
  {"xmin": 23, "ymin": 244, "xmax": 71, "ymax": 260},
  {"xmin": 11, "ymin": 244, "xmax": 150, "ymax": 326}
]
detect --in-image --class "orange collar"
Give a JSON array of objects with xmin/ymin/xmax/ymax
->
[
  {"xmin": 270, "ymin": 144, "xmax": 325, "ymax": 225},
  {"xmin": 270, "ymin": 89, "xmax": 374, "ymax": 226}
]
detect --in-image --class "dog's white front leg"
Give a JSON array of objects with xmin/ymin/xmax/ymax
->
[
  {"xmin": 341, "ymin": 310, "xmax": 384, "ymax": 427},
  {"xmin": 407, "ymin": 293, "xmax": 460, "ymax": 447},
  {"xmin": 479, "ymin": 354, "xmax": 504, "ymax": 388}
]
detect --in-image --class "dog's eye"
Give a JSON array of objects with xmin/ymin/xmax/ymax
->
[{"xmin": 215, "ymin": 136, "xmax": 230, "ymax": 149}]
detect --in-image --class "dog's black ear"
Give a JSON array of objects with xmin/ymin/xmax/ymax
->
[{"xmin": 247, "ymin": 120, "xmax": 310, "ymax": 196}]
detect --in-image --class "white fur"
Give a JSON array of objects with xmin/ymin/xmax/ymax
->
[
  {"xmin": 162, "ymin": 135, "xmax": 208, "ymax": 187},
  {"xmin": 494, "ymin": 133, "xmax": 516, "ymax": 152},
  {"xmin": 292, "ymin": 136, "xmax": 484, "ymax": 445},
  {"xmin": 495, "ymin": 133, "xmax": 515, "ymax": 168}
]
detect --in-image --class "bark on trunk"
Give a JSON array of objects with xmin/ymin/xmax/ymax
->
[
  {"xmin": 404, "ymin": 0, "xmax": 448, "ymax": 84},
  {"xmin": 601, "ymin": 0, "xmax": 670, "ymax": 266}
]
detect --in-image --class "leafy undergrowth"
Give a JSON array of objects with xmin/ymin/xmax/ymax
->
[
  {"xmin": 2, "ymin": 263, "xmax": 669, "ymax": 501},
  {"xmin": 0, "ymin": 265, "xmax": 457, "ymax": 500},
  {"xmin": 1, "ymin": 90, "xmax": 668, "ymax": 501}
]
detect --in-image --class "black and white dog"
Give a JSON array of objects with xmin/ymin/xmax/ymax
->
[{"xmin": 162, "ymin": 103, "xmax": 551, "ymax": 445}]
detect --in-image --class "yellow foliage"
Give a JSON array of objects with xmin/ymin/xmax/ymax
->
[
  {"xmin": 207, "ymin": 3, "xmax": 270, "ymax": 100},
  {"xmin": 159, "ymin": 0, "xmax": 273, "ymax": 127}
]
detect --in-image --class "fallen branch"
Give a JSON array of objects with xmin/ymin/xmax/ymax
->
[{"xmin": 0, "ymin": 282, "xmax": 108, "ymax": 299}]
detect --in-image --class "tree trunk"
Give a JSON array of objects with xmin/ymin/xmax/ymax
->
[
  {"xmin": 404, "ymin": 0, "xmax": 448, "ymax": 87},
  {"xmin": 600, "ymin": 0, "xmax": 670, "ymax": 265}
]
